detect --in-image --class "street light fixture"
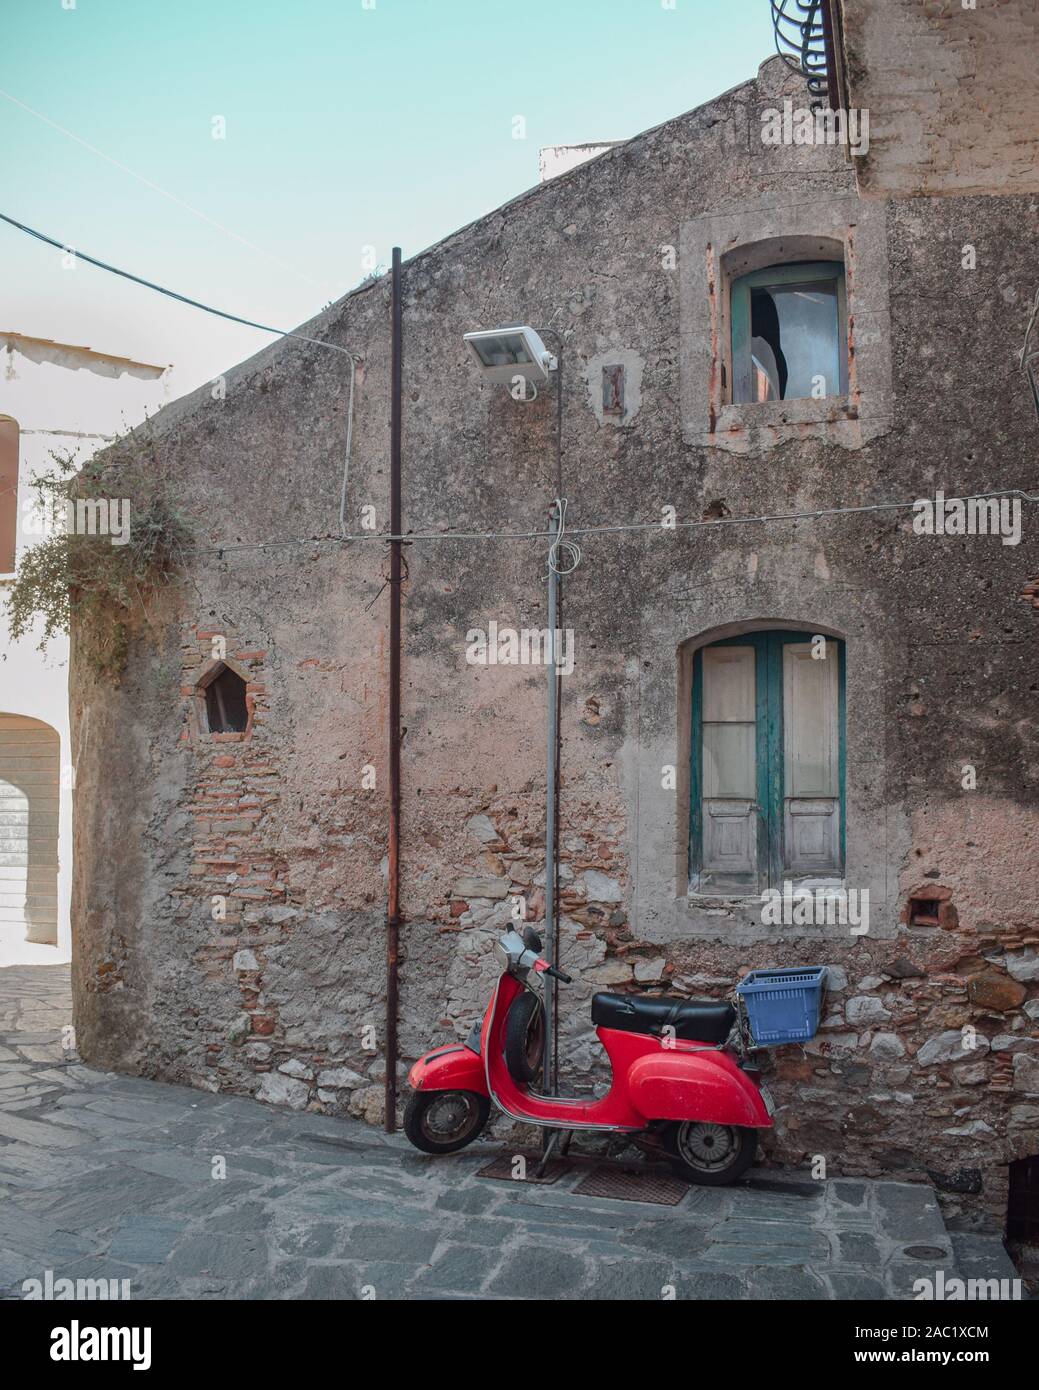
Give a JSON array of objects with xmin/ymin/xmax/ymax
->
[
  {"xmin": 463, "ymin": 322, "xmax": 569, "ymax": 1119},
  {"xmin": 463, "ymin": 325, "xmax": 558, "ymax": 387}
]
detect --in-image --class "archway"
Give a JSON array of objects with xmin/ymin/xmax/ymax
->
[
  {"xmin": 1007, "ymin": 1153, "xmax": 1039, "ymax": 1284},
  {"xmin": 0, "ymin": 713, "xmax": 60, "ymax": 951}
]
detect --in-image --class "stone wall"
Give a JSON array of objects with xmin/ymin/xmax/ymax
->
[
  {"xmin": 70, "ymin": 56, "xmax": 1039, "ymax": 1227},
  {"xmin": 837, "ymin": 0, "xmax": 1039, "ymax": 199}
]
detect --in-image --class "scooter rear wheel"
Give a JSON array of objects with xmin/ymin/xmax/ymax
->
[
  {"xmin": 664, "ymin": 1121, "xmax": 757, "ymax": 1186},
  {"xmin": 404, "ymin": 1090, "xmax": 491, "ymax": 1154}
]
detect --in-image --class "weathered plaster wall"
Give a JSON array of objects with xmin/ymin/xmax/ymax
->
[
  {"xmin": 70, "ymin": 57, "xmax": 1039, "ymax": 1224},
  {"xmin": 837, "ymin": 0, "xmax": 1039, "ymax": 198}
]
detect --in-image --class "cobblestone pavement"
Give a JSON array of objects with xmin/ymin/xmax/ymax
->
[{"xmin": 0, "ymin": 964, "xmax": 1019, "ymax": 1301}]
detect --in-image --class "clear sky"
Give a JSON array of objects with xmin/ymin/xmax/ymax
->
[{"xmin": 1, "ymin": 0, "xmax": 775, "ymax": 399}]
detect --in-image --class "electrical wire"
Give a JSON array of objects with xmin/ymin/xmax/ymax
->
[
  {"xmin": 1020, "ymin": 285, "xmax": 1039, "ymax": 421},
  {"xmin": 547, "ymin": 496, "xmax": 581, "ymax": 575},
  {"xmin": 3, "ymin": 213, "xmax": 1034, "ymax": 554},
  {"xmin": 0, "ymin": 207, "xmax": 361, "ymax": 548},
  {"xmin": 0, "ymin": 212, "xmax": 358, "ymax": 360},
  {"xmin": 0, "ymin": 87, "xmax": 328, "ymax": 291},
  {"xmin": 195, "ymin": 488, "xmax": 1038, "ymax": 556},
  {"xmin": 338, "ymin": 353, "xmax": 357, "ymax": 536}
]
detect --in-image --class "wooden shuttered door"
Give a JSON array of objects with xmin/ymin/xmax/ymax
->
[
  {"xmin": 692, "ymin": 632, "xmax": 844, "ymax": 893},
  {"xmin": 700, "ymin": 644, "xmax": 759, "ymax": 892},
  {"xmin": 0, "ymin": 714, "xmax": 60, "ymax": 946},
  {"xmin": 782, "ymin": 642, "xmax": 841, "ymax": 877}
]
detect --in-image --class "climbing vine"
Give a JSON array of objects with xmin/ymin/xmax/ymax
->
[{"xmin": 3, "ymin": 434, "xmax": 193, "ymax": 678}]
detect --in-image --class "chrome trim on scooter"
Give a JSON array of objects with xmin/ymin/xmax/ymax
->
[{"xmin": 421, "ymin": 1044, "xmax": 464, "ymax": 1065}]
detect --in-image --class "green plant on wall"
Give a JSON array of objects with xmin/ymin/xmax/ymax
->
[{"xmin": 3, "ymin": 433, "xmax": 193, "ymax": 678}]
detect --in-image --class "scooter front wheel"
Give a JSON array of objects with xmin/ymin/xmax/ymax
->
[
  {"xmin": 504, "ymin": 989, "xmax": 545, "ymax": 1084},
  {"xmin": 664, "ymin": 1121, "xmax": 757, "ymax": 1186},
  {"xmin": 404, "ymin": 1090, "xmax": 491, "ymax": 1155}
]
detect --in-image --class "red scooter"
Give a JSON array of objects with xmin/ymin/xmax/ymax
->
[{"xmin": 405, "ymin": 926, "xmax": 774, "ymax": 1185}]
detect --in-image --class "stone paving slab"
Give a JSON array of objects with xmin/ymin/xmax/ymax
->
[{"xmin": 0, "ymin": 962, "xmax": 1021, "ymax": 1301}]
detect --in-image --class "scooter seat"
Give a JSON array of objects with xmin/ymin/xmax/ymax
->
[{"xmin": 592, "ymin": 992, "xmax": 735, "ymax": 1044}]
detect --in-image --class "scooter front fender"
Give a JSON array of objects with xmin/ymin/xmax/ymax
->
[
  {"xmin": 408, "ymin": 1043, "xmax": 488, "ymax": 1096},
  {"xmin": 628, "ymin": 1048, "xmax": 772, "ymax": 1128}
]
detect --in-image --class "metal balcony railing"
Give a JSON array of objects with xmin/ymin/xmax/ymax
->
[{"xmin": 771, "ymin": 0, "xmax": 832, "ymax": 106}]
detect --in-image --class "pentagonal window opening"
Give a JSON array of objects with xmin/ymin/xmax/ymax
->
[{"xmin": 202, "ymin": 664, "xmax": 249, "ymax": 734}]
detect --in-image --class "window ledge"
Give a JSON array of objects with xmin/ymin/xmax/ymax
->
[
  {"xmin": 694, "ymin": 396, "xmax": 888, "ymax": 455},
  {"xmin": 674, "ymin": 894, "xmax": 893, "ymax": 943},
  {"xmin": 719, "ymin": 397, "xmax": 853, "ymax": 429},
  {"xmin": 686, "ymin": 882, "xmax": 847, "ymax": 909}
]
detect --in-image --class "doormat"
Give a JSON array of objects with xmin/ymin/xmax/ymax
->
[
  {"xmin": 476, "ymin": 1150, "xmax": 568, "ymax": 1185},
  {"xmin": 571, "ymin": 1163, "xmax": 689, "ymax": 1206}
]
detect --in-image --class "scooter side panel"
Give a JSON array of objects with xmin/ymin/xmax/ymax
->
[
  {"xmin": 408, "ymin": 1044, "xmax": 488, "ymax": 1096},
  {"xmin": 626, "ymin": 1045, "xmax": 773, "ymax": 1127}
]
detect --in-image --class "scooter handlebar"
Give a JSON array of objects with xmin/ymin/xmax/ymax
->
[{"xmin": 536, "ymin": 960, "xmax": 573, "ymax": 984}]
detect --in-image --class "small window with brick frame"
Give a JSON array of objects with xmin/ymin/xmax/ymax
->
[{"xmin": 204, "ymin": 666, "xmax": 249, "ymax": 734}]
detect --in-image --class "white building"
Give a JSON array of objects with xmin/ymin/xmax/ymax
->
[
  {"xmin": 538, "ymin": 142, "xmax": 620, "ymax": 182},
  {"xmin": 0, "ymin": 332, "xmax": 169, "ymax": 963}
]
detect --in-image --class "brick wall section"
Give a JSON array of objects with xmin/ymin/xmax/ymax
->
[
  {"xmin": 434, "ymin": 802, "xmax": 1039, "ymax": 1227},
  {"xmin": 175, "ymin": 625, "xmax": 291, "ymax": 1080}
]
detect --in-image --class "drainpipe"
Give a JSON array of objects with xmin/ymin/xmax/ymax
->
[
  {"xmin": 541, "ymin": 332, "xmax": 565, "ymax": 1100},
  {"xmin": 821, "ymin": 1, "xmax": 847, "ymax": 116},
  {"xmin": 385, "ymin": 246, "xmax": 403, "ymax": 1133}
]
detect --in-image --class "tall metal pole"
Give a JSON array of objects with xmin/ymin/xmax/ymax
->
[
  {"xmin": 385, "ymin": 246, "xmax": 403, "ymax": 1133},
  {"xmin": 543, "ymin": 503, "xmax": 560, "ymax": 1097}
]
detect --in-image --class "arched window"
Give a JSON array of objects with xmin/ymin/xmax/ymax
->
[
  {"xmin": 730, "ymin": 260, "xmax": 847, "ymax": 403},
  {"xmin": 689, "ymin": 629, "xmax": 845, "ymax": 894},
  {"xmin": 0, "ymin": 415, "xmax": 19, "ymax": 575}
]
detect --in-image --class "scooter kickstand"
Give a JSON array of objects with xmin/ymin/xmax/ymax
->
[{"xmin": 534, "ymin": 1128, "xmax": 562, "ymax": 1179}]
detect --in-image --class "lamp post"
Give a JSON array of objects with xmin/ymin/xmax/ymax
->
[{"xmin": 463, "ymin": 325, "xmax": 567, "ymax": 1102}]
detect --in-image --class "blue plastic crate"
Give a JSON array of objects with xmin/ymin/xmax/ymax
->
[{"xmin": 736, "ymin": 966, "xmax": 828, "ymax": 1046}]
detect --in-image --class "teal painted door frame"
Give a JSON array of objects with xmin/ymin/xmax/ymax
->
[{"xmin": 689, "ymin": 630, "xmax": 846, "ymax": 893}]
